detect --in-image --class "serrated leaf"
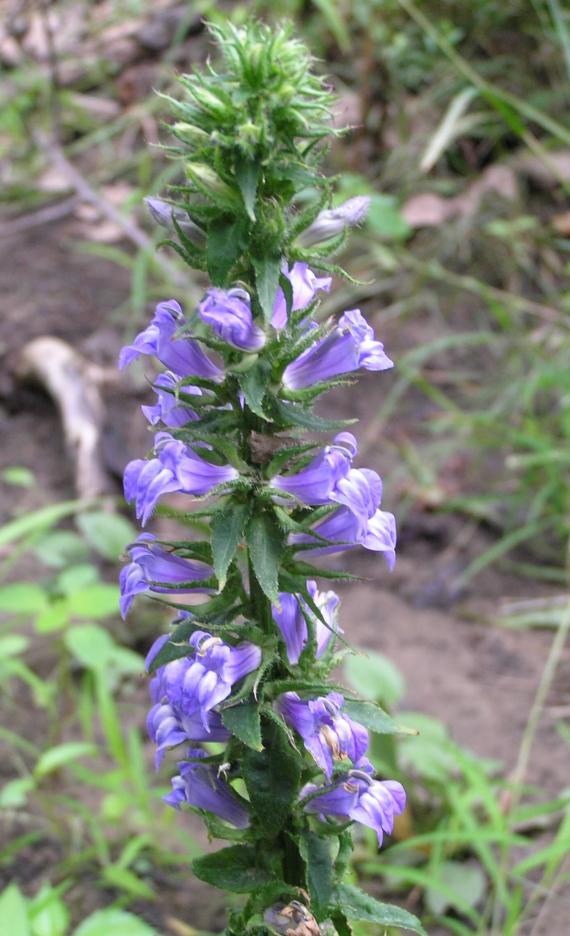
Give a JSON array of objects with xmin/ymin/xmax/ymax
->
[
  {"xmin": 335, "ymin": 884, "xmax": 427, "ymax": 934},
  {"xmin": 343, "ymin": 700, "xmax": 411, "ymax": 735},
  {"xmin": 236, "ymin": 160, "xmax": 259, "ymax": 221},
  {"xmin": 238, "ymin": 363, "xmax": 270, "ymax": 418},
  {"xmin": 211, "ymin": 502, "xmax": 249, "ymax": 588},
  {"xmin": 273, "ymin": 399, "xmax": 357, "ymax": 432},
  {"xmin": 207, "ymin": 216, "xmax": 248, "ymax": 285},
  {"xmin": 246, "ymin": 510, "xmax": 285, "ymax": 603},
  {"xmin": 253, "ymin": 253, "xmax": 281, "ymax": 323},
  {"xmin": 193, "ymin": 844, "xmax": 271, "ymax": 893},
  {"xmin": 299, "ymin": 831, "xmax": 333, "ymax": 921},
  {"xmin": 221, "ymin": 701, "xmax": 263, "ymax": 750},
  {"xmin": 242, "ymin": 719, "xmax": 301, "ymax": 837}
]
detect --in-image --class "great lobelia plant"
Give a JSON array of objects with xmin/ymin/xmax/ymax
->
[{"xmin": 119, "ymin": 20, "xmax": 425, "ymax": 936}]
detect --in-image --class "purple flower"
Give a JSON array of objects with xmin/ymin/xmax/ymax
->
[
  {"xmin": 282, "ymin": 309, "xmax": 393, "ymax": 390},
  {"xmin": 272, "ymin": 433, "xmax": 356, "ymax": 506},
  {"xmin": 272, "ymin": 262, "xmax": 332, "ymax": 330},
  {"xmin": 119, "ymin": 299, "xmax": 222, "ymax": 380},
  {"xmin": 141, "ymin": 372, "xmax": 201, "ymax": 428},
  {"xmin": 272, "ymin": 580, "xmax": 340, "ymax": 665},
  {"xmin": 198, "ymin": 288, "xmax": 266, "ymax": 351},
  {"xmin": 278, "ymin": 691, "xmax": 368, "ymax": 779},
  {"xmin": 298, "ymin": 196, "xmax": 371, "ymax": 248},
  {"xmin": 293, "ymin": 467, "xmax": 397, "ymax": 569},
  {"xmin": 164, "ymin": 748, "xmax": 250, "ymax": 828},
  {"xmin": 119, "ymin": 533, "xmax": 213, "ymax": 617},
  {"xmin": 302, "ymin": 757, "xmax": 406, "ymax": 846},
  {"xmin": 123, "ymin": 433, "xmax": 238, "ymax": 524},
  {"xmin": 149, "ymin": 629, "xmax": 261, "ymax": 735}
]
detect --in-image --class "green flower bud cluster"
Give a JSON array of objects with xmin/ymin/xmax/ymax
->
[{"xmin": 156, "ymin": 21, "xmax": 342, "ymax": 309}]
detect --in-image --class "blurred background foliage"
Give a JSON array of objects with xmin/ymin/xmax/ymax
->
[{"xmin": 1, "ymin": 0, "xmax": 569, "ymax": 934}]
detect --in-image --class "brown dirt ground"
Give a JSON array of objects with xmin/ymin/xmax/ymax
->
[{"xmin": 1, "ymin": 220, "xmax": 568, "ymax": 932}]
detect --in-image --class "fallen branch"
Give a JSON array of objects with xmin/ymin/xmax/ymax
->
[{"xmin": 17, "ymin": 337, "xmax": 116, "ymax": 499}]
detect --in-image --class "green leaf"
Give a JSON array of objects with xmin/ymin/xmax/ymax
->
[
  {"xmin": 34, "ymin": 742, "xmax": 97, "ymax": 778},
  {"xmin": 29, "ymin": 884, "xmax": 69, "ymax": 936},
  {"xmin": 425, "ymin": 860, "xmax": 486, "ymax": 916},
  {"xmin": 238, "ymin": 364, "xmax": 269, "ymax": 418},
  {"xmin": 64, "ymin": 624, "xmax": 142, "ymax": 676},
  {"xmin": 0, "ymin": 778, "xmax": 35, "ymax": 808},
  {"xmin": 334, "ymin": 884, "xmax": 427, "ymax": 935},
  {"xmin": 253, "ymin": 253, "xmax": 282, "ymax": 323},
  {"xmin": 56, "ymin": 564, "xmax": 99, "ymax": 595},
  {"xmin": 246, "ymin": 510, "xmax": 285, "ymax": 603},
  {"xmin": 221, "ymin": 701, "xmax": 263, "ymax": 751},
  {"xmin": 299, "ymin": 831, "xmax": 333, "ymax": 921},
  {"xmin": 0, "ymin": 635, "xmax": 29, "ymax": 657},
  {"xmin": 76, "ymin": 511, "xmax": 136, "ymax": 561},
  {"xmin": 101, "ymin": 866, "xmax": 154, "ymax": 900},
  {"xmin": 344, "ymin": 651, "xmax": 405, "ymax": 708},
  {"xmin": 73, "ymin": 909, "xmax": 156, "ymax": 936},
  {"xmin": 242, "ymin": 719, "xmax": 301, "ymax": 837},
  {"xmin": 236, "ymin": 160, "xmax": 259, "ymax": 220},
  {"xmin": 2, "ymin": 467, "xmax": 34, "ymax": 487},
  {"xmin": 207, "ymin": 216, "xmax": 248, "ymax": 285},
  {"xmin": 273, "ymin": 399, "xmax": 356, "ymax": 432},
  {"xmin": 35, "ymin": 601, "xmax": 69, "ymax": 633},
  {"xmin": 0, "ymin": 499, "xmax": 85, "ymax": 549},
  {"xmin": 367, "ymin": 194, "xmax": 411, "ymax": 241},
  {"xmin": 0, "ymin": 583, "xmax": 47, "ymax": 614},
  {"xmin": 193, "ymin": 844, "xmax": 272, "ymax": 893},
  {"xmin": 65, "ymin": 583, "xmax": 120, "ymax": 619},
  {"xmin": 211, "ymin": 502, "xmax": 249, "ymax": 588},
  {"xmin": 343, "ymin": 700, "xmax": 412, "ymax": 736},
  {"xmin": 34, "ymin": 531, "xmax": 89, "ymax": 569},
  {"xmin": 0, "ymin": 884, "xmax": 30, "ymax": 936}
]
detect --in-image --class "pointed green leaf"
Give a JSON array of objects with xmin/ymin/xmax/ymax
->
[
  {"xmin": 207, "ymin": 216, "xmax": 248, "ymax": 285},
  {"xmin": 193, "ymin": 844, "xmax": 271, "ymax": 893},
  {"xmin": 246, "ymin": 510, "xmax": 285, "ymax": 603},
  {"xmin": 273, "ymin": 399, "xmax": 357, "ymax": 432},
  {"xmin": 299, "ymin": 831, "xmax": 333, "ymax": 921},
  {"xmin": 236, "ymin": 161, "xmax": 259, "ymax": 221},
  {"xmin": 335, "ymin": 884, "xmax": 427, "ymax": 935},
  {"xmin": 211, "ymin": 502, "xmax": 249, "ymax": 588},
  {"xmin": 343, "ymin": 700, "xmax": 413, "ymax": 735},
  {"xmin": 221, "ymin": 701, "xmax": 263, "ymax": 750},
  {"xmin": 253, "ymin": 254, "xmax": 281, "ymax": 323},
  {"xmin": 242, "ymin": 719, "xmax": 301, "ymax": 836},
  {"xmin": 238, "ymin": 364, "xmax": 269, "ymax": 418},
  {"xmin": 0, "ymin": 884, "xmax": 30, "ymax": 936}
]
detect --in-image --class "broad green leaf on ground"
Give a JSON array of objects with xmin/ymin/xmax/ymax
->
[
  {"xmin": 0, "ymin": 884, "xmax": 30, "ymax": 936},
  {"xmin": 344, "ymin": 651, "xmax": 406, "ymax": 707},
  {"xmin": 73, "ymin": 908, "xmax": 157, "ymax": 936},
  {"xmin": 34, "ymin": 742, "xmax": 97, "ymax": 778}
]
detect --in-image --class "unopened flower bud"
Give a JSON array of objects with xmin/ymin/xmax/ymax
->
[
  {"xmin": 172, "ymin": 122, "xmax": 211, "ymax": 146},
  {"xmin": 144, "ymin": 197, "xmax": 206, "ymax": 246},
  {"xmin": 298, "ymin": 196, "xmax": 371, "ymax": 247},
  {"xmin": 264, "ymin": 901, "xmax": 320, "ymax": 936},
  {"xmin": 186, "ymin": 163, "xmax": 240, "ymax": 206}
]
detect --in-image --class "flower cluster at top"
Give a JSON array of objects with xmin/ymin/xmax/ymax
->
[{"xmin": 119, "ymin": 254, "xmax": 404, "ymax": 848}]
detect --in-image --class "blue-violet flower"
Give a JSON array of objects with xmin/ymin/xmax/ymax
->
[
  {"xmin": 119, "ymin": 299, "xmax": 221, "ymax": 380},
  {"xmin": 120, "ymin": 534, "xmax": 213, "ymax": 618},
  {"xmin": 278, "ymin": 691, "xmax": 368, "ymax": 779},
  {"xmin": 272, "ymin": 580, "xmax": 340, "ymax": 665},
  {"xmin": 302, "ymin": 757, "xmax": 406, "ymax": 846},
  {"xmin": 282, "ymin": 309, "xmax": 393, "ymax": 390},
  {"xmin": 164, "ymin": 748, "xmax": 250, "ymax": 828}
]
